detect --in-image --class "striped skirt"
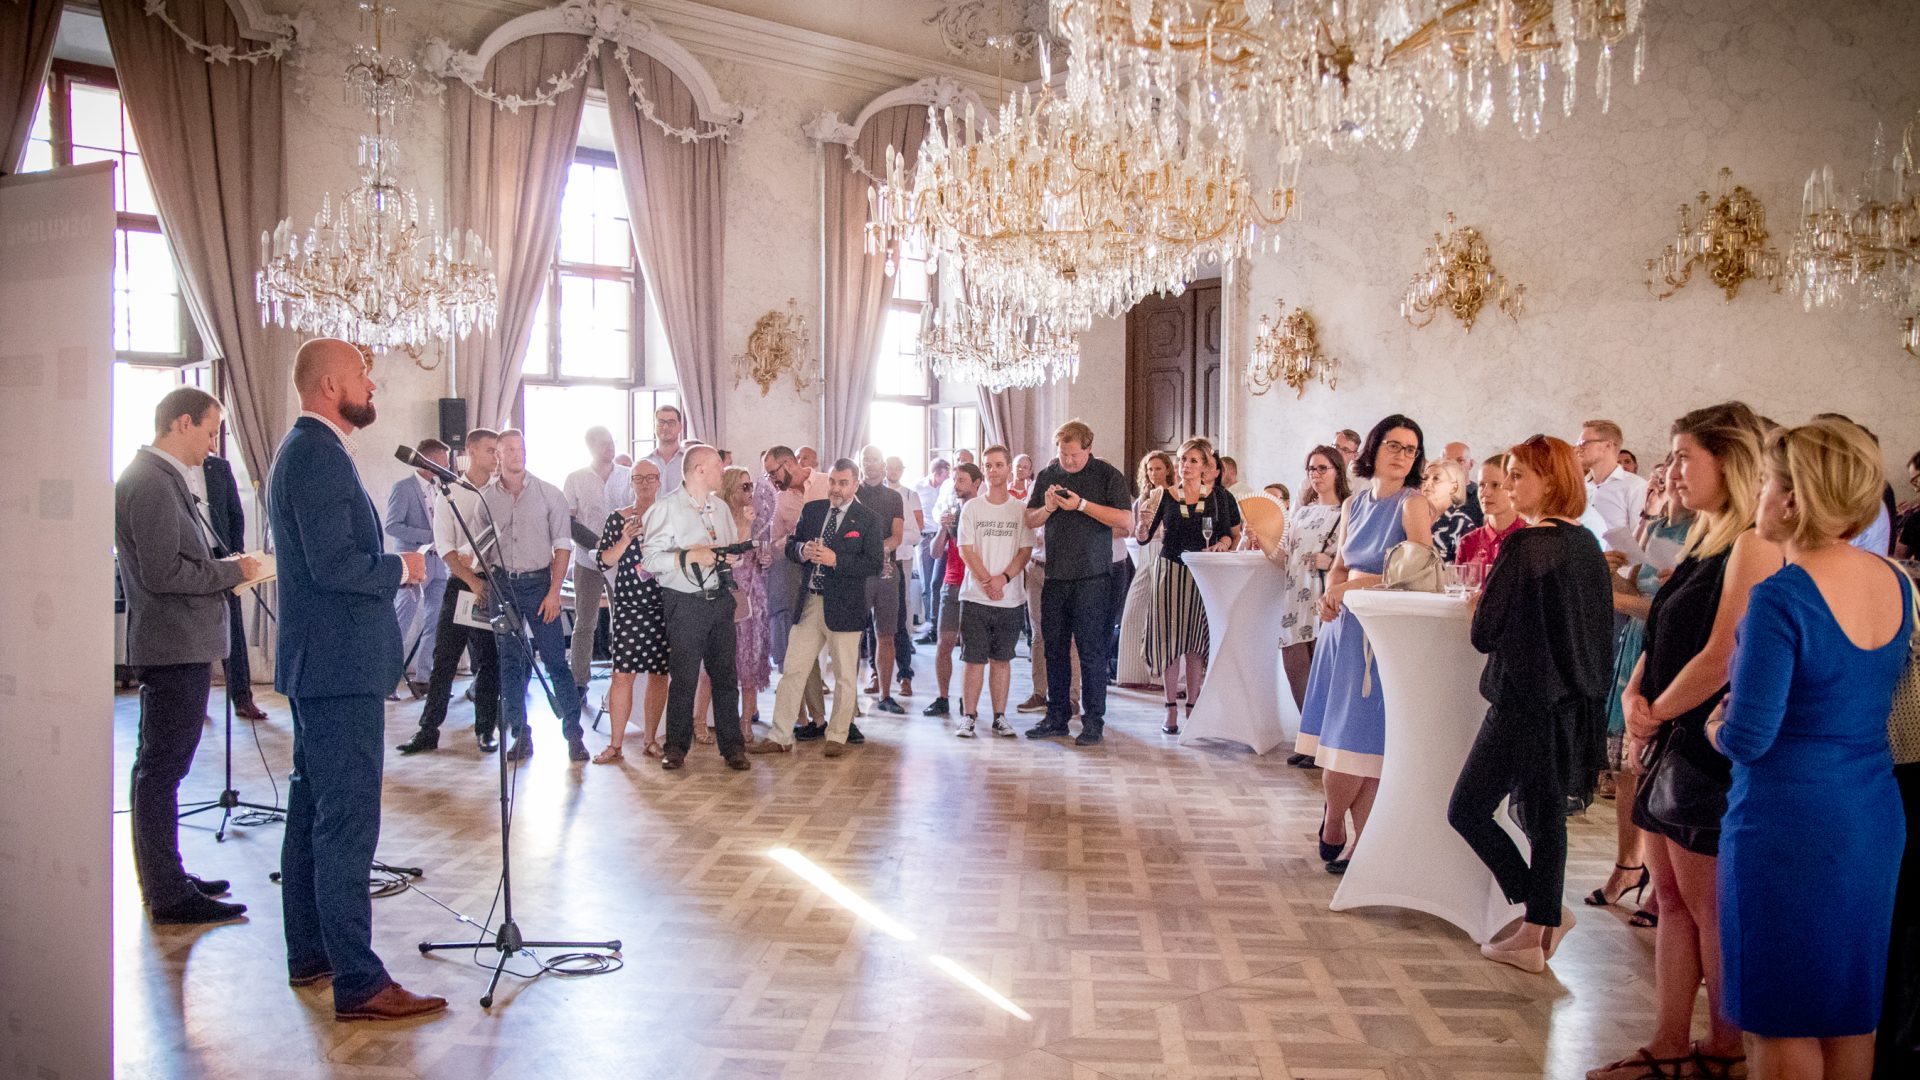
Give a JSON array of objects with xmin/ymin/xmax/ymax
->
[{"xmin": 1142, "ymin": 557, "xmax": 1209, "ymax": 674}]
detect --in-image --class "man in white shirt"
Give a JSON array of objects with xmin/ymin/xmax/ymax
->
[
  {"xmin": 643, "ymin": 404, "xmax": 688, "ymax": 494},
  {"xmin": 562, "ymin": 426, "xmax": 631, "ymax": 706},
  {"xmin": 955, "ymin": 446, "xmax": 1033, "ymax": 738},
  {"xmin": 912, "ymin": 457, "xmax": 951, "ymax": 643},
  {"xmin": 1220, "ymin": 455, "xmax": 1257, "ymax": 502},
  {"xmin": 1579, "ymin": 419, "xmax": 1650, "ymax": 549},
  {"xmin": 398, "ymin": 429, "xmax": 503, "ymax": 755},
  {"xmin": 641, "ymin": 444, "xmax": 751, "ymax": 772}
]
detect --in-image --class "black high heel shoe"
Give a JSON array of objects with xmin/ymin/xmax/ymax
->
[
  {"xmin": 1584, "ymin": 863, "xmax": 1650, "ymax": 908},
  {"xmin": 1317, "ymin": 808, "xmax": 1345, "ymax": 863}
]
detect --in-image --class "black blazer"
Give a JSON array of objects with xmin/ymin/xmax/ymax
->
[
  {"xmin": 784, "ymin": 497, "xmax": 884, "ymax": 632},
  {"xmin": 202, "ymin": 455, "xmax": 246, "ymax": 557}
]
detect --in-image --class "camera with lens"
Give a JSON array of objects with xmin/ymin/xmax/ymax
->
[{"xmin": 695, "ymin": 539, "xmax": 758, "ymax": 592}]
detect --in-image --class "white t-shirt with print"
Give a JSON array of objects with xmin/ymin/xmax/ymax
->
[{"xmin": 958, "ymin": 492, "xmax": 1033, "ymax": 608}]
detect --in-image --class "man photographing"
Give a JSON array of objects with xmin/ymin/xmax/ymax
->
[
  {"xmin": 116, "ymin": 387, "xmax": 259, "ymax": 925},
  {"xmin": 641, "ymin": 444, "xmax": 752, "ymax": 771}
]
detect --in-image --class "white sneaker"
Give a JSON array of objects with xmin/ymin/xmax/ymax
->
[
  {"xmin": 955, "ymin": 717, "xmax": 977, "ymax": 738},
  {"xmin": 991, "ymin": 716, "xmax": 1016, "ymax": 737}
]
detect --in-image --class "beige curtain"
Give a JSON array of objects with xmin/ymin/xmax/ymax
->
[
  {"xmin": 99, "ymin": 0, "xmax": 285, "ymax": 482},
  {"xmin": 599, "ymin": 50, "xmax": 726, "ymax": 448},
  {"xmin": 822, "ymin": 104, "xmax": 928, "ymax": 461},
  {"xmin": 978, "ymin": 382, "xmax": 1062, "ymax": 461},
  {"xmin": 1, "ymin": 0, "xmax": 58, "ymax": 175},
  {"xmin": 447, "ymin": 34, "xmax": 589, "ymax": 429}
]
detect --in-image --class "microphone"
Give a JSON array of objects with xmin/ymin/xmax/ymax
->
[{"xmin": 395, "ymin": 444, "xmax": 476, "ymax": 491}]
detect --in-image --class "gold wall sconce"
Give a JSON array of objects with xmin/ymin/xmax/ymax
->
[
  {"xmin": 733, "ymin": 299, "xmax": 814, "ymax": 396},
  {"xmin": 1646, "ymin": 167, "xmax": 1782, "ymax": 300},
  {"xmin": 1249, "ymin": 299, "xmax": 1338, "ymax": 398},
  {"xmin": 1402, "ymin": 213, "xmax": 1525, "ymax": 331}
]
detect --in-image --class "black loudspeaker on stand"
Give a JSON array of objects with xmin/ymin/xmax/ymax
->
[{"xmin": 408, "ymin": 450, "xmax": 619, "ymax": 1007}]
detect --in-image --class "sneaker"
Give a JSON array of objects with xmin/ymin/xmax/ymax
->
[
  {"xmin": 1015, "ymin": 693, "xmax": 1049, "ymax": 713},
  {"xmin": 991, "ymin": 715, "xmax": 1017, "ymax": 737},
  {"xmin": 875, "ymin": 697, "xmax": 906, "ymax": 715},
  {"xmin": 923, "ymin": 697, "xmax": 950, "ymax": 717},
  {"xmin": 1074, "ymin": 726, "xmax": 1104, "ymax": 747},
  {"xmin": 846, "ymin": 723, "xmax": 866, "ymax": 745},
  {"xmin": 955, "ymin": 716, "xmax": 977, "ymax": 738},
  {"xmin": 794, "ymin": 722, "xmax": 826, "ymax": 742}
]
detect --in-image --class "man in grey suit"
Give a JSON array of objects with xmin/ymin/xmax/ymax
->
[
  {"xmin": 115, "ymin": 387, "xmax": 260, "ymax": 924},
  {"xmin": 385, "ymin": 437, "xmax": 451, "ymax": 697}
]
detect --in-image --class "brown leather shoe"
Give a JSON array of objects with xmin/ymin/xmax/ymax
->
[
  {"xmin": 335, "ymin": 983, "xmax": 448, "ymax": 1022},
  {"xmin": 745, "ymin": 737, "xmax": 790, "ymax": 754},
  {"xmin": 724, "ymin": 753, "xmax": 752, "ymax": 771},
  {"xmin": 288, "ymin": 968, "xmax": 332, "ymax": 988},
  {"xmin": 823, "ymin": 740, "xmax": 848, "ymax": 758},
  {"xmin": 233, "ymin": 698, "xmax": 268, "ymax": 721}
]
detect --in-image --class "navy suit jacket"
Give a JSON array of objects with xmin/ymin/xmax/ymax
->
[
  {"xmin": 202, "ymin": 454, "xmax": 245, "ymax": 556},
  {"xmin": 269, "ymin": 417, "xmax": 405, "ymax": 698},
  {"xmin": 783, "ymin": 498, "xmax": 884, "ymax": 633}
]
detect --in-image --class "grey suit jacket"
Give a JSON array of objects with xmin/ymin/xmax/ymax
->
[
  {"xmin": 115, "ymin": 449, "xmax": 245, "ymax": 666},
  {"xmin": 385, "ymin": 473, "xmax": 434, "ymax": 551}
]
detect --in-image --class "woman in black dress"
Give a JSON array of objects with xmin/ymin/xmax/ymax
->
[
  {"xmin": 1448, "ymin": 436, "xmax": 1614, "ymax": 973},
  {"xmin": 591, "ymin": 462, "xmax": 672, "ymax": 763},
  {"xmin": 1588, "ymin": 402, "xmax": 1782, "ymax": 1080},
  {"xmin": 1136, "ymin": 437, "xmax": 1241, "ymax": 734}
]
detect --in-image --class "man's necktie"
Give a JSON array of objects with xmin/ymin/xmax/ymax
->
[{"xmin": 811, "ymin": 506, "xmax": 841, "ymax": 592}]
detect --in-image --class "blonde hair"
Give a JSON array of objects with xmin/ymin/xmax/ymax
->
[
  {"xmin": 719, "ymin": 465, "xmax": 754, "ymax": 508},
  {"xmin": 1423, "ymin": 458, "xmax": 1468, "ymax": 507},
  {"xmin": 1764, "ymin": 419, "xmax": 1887, "ymax": 547},
  {"xmin": 1672, "ymin": 402, "xmax": 1768, "ymax": 559}
]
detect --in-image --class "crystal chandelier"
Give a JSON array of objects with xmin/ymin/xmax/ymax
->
[
  {"xmin": 1645, "ymin": 168, "xmax": 1781, "ymax": 301},
  {"xmin": 919, "ymin": 298, "xmax": 1082, "ymax": 391},
  {"xmin": 1787, "ymin": 115, "xmax": 1920, "ymax": 354},
  {"xmin": 1050, "ymin": 1, "xmax": 1650, "ymax": 163},
  {"xmin": 257, "ymin": 2, "xmax": 496, "ymax": 361},
  {"xmin": 1402, "ymin": 212, "xmax": 1525, "ymax": 330}
]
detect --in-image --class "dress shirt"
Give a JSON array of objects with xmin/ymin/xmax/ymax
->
[
  {"xmin": 563, "ymin": 462, "xmax": 633, "ymax": 568},
  {"xmin": 913, "ymin": 480, "xmax": 942, "ymax": 522},
  {"xmin": 641, "ymin": 486, "xmax": 741, "ymax": 594},
  {"xmin": 296, "ymin": 409, "xmax": 356, "ymax": 457},
  {"xmin": 1585, "ymin": 466, "xmax": 1650, "ymax": 548},
  {"xmin": 432, "ymin": 475, "xmax": 494, "ymax": 562},
  {"xmin": 143, "ymin": 445, "xmax": 220, "ymax": 549},
  {"xmin": 644, "ymin": 445, "xmax": 687, "ymax": 494},
  {"xmin": 771, "ymin": 468, "xmax": 831, "ymax": 545},
  {"xmin": 479, "ymin": 473, "xmax": 571, "ymax": 574}
]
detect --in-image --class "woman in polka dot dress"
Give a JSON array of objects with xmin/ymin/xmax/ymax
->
[{"xmin": 592, "ymin": 464, "xmax": 671, "ymax": 763}]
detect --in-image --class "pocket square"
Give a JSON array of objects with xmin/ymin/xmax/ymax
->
[{"xmin": 844, "ymin": 530, "xmax": 861, "ymax": 539}]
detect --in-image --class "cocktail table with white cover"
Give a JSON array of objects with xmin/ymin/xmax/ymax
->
[
  {"xmin": 1332, "ymin": 588, "xmax": 1525, "ymax": 943},
  {"xmin": 1179, "ymin": 551, "xmax": 1297, "ymax": 754}
]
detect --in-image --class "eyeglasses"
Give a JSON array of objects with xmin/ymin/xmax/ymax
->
[
  {"xmin": 1379, "ymin": 439, "xmax": 1419, "ymax": 458},
  {"xmin": 1305, "ymin": 465, "xmax": 1335, "ymax": 474}
]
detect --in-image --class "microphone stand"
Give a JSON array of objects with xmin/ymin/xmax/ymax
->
[{"xmin": 416, "ymin": 470, "xmax": 619, "ymax": 1008}]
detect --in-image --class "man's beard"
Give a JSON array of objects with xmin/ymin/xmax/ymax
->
[{"xmin": 340, "ymin": 398, "xmax": 377, "ymax": 429}]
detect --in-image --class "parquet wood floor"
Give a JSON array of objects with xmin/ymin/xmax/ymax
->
[{"xmin": 114, "ymin": 644, "xmax": 1692, "ymax": 1078}]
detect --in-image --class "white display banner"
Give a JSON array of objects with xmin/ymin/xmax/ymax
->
[{"xmin": 0, "ymin": 162, "xmax": 117, "ymax": 1077}]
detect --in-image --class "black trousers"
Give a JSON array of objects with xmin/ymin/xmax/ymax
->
[
  {"xmin": 131, "ymin": 662, "xmax": 210, "ymax": 908},
  {"xmin": 221, "ymin": 593, "xmax": 253, "ymax": 703},
  {"xmin": 416, "ymin": 577, "xmax": 499, "ymax": 738},
  {"xmin": 1447, "ymin": 707, "xmax": 1567, "ymax": 926},
  {"xmin": 1107, "ymin": 557, "xmax": 1132, "ymax": 683},
  {"xmin": 1040, "ymin": 572, "xmax": 1113, "ymax": 728},
  {"xmin": 661, "ymin": 588, "xmax": 745, "ymax": 759}
]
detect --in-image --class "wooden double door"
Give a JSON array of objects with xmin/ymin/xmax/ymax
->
[{"xmin": 1125, "ymin": 279, "xmax": 1222, "ymax": 474}]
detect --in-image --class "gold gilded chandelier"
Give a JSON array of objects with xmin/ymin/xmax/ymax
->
[
  {"xmin": 1249, "ymin": 298, "xmax": 1337, "ymax": 397},
  {"xmin": 1050, "ymin": 1, "xmax": 1650, "ymax": 161},
  {"xmin": 257, "ymin": 2, "xmax": 496, "ymax": 360},
  {"xmin": 1402, "ymin": 212, "xmax": 1525, "ymax": 330},
  {"xmin": 1787, "ymin": 115, "xmax": 1920, "ymax": 353},
  {"xmin": 1645, "ymin": 167, "xmax": 1781, "ymax": 301}
]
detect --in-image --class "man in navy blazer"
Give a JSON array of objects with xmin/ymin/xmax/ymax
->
[
  {"xmin": 203, "ymin": 453, "xmax": 267, "ymax": 719},
  {"xmin": 268, "ymin": 338, "xmax": 445, "ymax": 1023},
  {"xmin": 747, "ymin": 459, "xmax": 884, "ymax": 757},
  {"xmin": 384, "ymin": 437, "xmax": 451, "ymax": 695}
]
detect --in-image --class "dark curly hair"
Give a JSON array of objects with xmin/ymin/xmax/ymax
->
[{"xmin": 1353, "ymin": 414, "xmax": 1427, "ymax": 483}]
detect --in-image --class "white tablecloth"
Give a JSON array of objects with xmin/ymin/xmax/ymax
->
[
  {"xmin": 1332, "ymin": 589, "xmax": 1525, "ymax": 943},
  {"xmin": 1179, "ymin": 551, "xmax": 1297, "ymax": 754},
  {"xmin": 1116, "ymin": 539, "xmax": 1160, "ymax": 686}
]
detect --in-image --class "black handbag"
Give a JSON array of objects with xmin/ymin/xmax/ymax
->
[{"xmin": 1638, "ymin": 721, "xmax": 1729, "ymax": 852}]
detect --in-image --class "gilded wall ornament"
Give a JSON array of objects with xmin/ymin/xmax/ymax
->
[
  {"xmin": 733, "ymin": 299, "xmax": 813, "ymax": 396},
  {"xmin": 1402, "ymin": 213, "xmax": 1526, "ymax": 331},
  {"xmin": 1646, "ymin": 167, "xmax": 1782, "ymax": 301},
  {"xmin": 1249, "ymin": 299, "xmax": 1338, "ymax": 399}
]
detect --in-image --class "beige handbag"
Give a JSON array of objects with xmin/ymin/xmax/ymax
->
[
  {"xmin": 1885, "ymin": 561, "xmax": 1920, "ymax": 766},
  {"xmin": 1380, "ymin": 540, "xmax": 1445, "ymax": 593}
]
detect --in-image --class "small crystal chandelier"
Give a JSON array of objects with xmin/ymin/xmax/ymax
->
[
  {"xmin": 257, "ymin": 2, "xmax": 496, "ymax": 363},
  {"xmin": 1402, "ymin": 212, "xmax": 1525, "ymax": 330},
  {"xmin": 919, "ymin": 298, "xmax": 1082, "ymax": 392},
  {"xmin": 1249, "ymin": 299, "xmax": 1337, "ymax": 397},
  {"xmin": 1050, "ymin": 1, "xmax": 1651, "ymax": 162},
  {"xmin": 1787, "ymin": 115, "xmax": 1920, "ymax": 356},
  {"xmin": 1645, "ymin": 167, "xmax": 1782, "ymax": 301}
]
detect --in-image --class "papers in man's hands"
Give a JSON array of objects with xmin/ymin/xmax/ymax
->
[
  {"xmin": 452, "ymin": 589, "xmax": 495, "ymax": 630},
  {"xmin": 1604, "ymin": 527, "xmax": 1683, "ymax": 573},
  {"xmin": 229, "ymin": 551, "xmax": 275, "ymax": 592}
]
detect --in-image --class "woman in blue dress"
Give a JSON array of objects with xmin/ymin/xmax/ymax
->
[
  {"xmin": 1709, "ymin": 419, "xmax": 1912, "ymax": 1080},
  {"xmin": 1297, "ymin": 415, "xmax": 1435, "ymax": 874}
]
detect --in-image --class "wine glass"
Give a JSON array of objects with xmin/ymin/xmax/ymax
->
[{"xmin": 1201, "ymin": 515, "xmax": 1215, "ymax": 551}]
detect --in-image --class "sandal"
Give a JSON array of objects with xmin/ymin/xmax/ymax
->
[
  {"xmin": 1584, "ymin": 1048, "xmax": 1695, "ymax": 1080},
  {"xmin": 591, "ymin": 745, "xmax": 624, "ymax": 765},
  {"xmin": 642, "ymin": 740, "xmax": 663, "ymax": 758},
  {"xmin": 1691, "ymin": 1043, "xmax": 1746, "ymax": 1080},
  {"xmin": 1162, "ymin": 704, "xmax": 1179, "ymax": 735},
  {"xmin": 1628, "ymin": 909, "xmax": 1659, "ymax": 929},
  {"xmin": 1586, "ymin": 863, "xmax": 1651, "ymax": 908}
]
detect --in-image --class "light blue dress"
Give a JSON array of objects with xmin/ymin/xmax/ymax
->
[{"xmin": 1294, "ymin": 486, "xmax": 1417, "ymax": 778}]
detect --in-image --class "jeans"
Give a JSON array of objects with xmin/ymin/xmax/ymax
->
[
  {"xmin": 893, "ymin": 564, "xmax": 915, "ymax": 680},
  {"xmin": 416, "ymin": 577, "xmax": 499, "ymax": 739},
  {"xmin": 495, "ymin": 573, "xmax": 583, "ymax": 743},
  {"xmin": 282, "ymin": 693, "xmax": 393, "ymax": 1009},
  {"xmin": 1040, "ymin": 572, "xmax": 1113, "ymax": 728},
  {"xmin": 660, "ymin": 588, "xmax": 745, "ymax": 759},
  {"xmin": 130, "ymin": 662, "xmax": 211, "ymax": 908},
  {"xmin": 1447, "ymin": 706, "xmax": 1567, "ymax": 926}
]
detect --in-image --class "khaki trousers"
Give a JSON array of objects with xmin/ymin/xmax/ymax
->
[{"xmin": 770, "ymin": 595, "xmax": 860, "ymax": 746}]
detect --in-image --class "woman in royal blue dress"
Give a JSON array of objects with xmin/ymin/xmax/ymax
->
[
  {"xmin": 1297, "ymin": 415, "xmax": 1434, "ymax": 874},
  {"xmin": 1708, "ymin": 419, "xmax": 1913, "ymax": 1080}
]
